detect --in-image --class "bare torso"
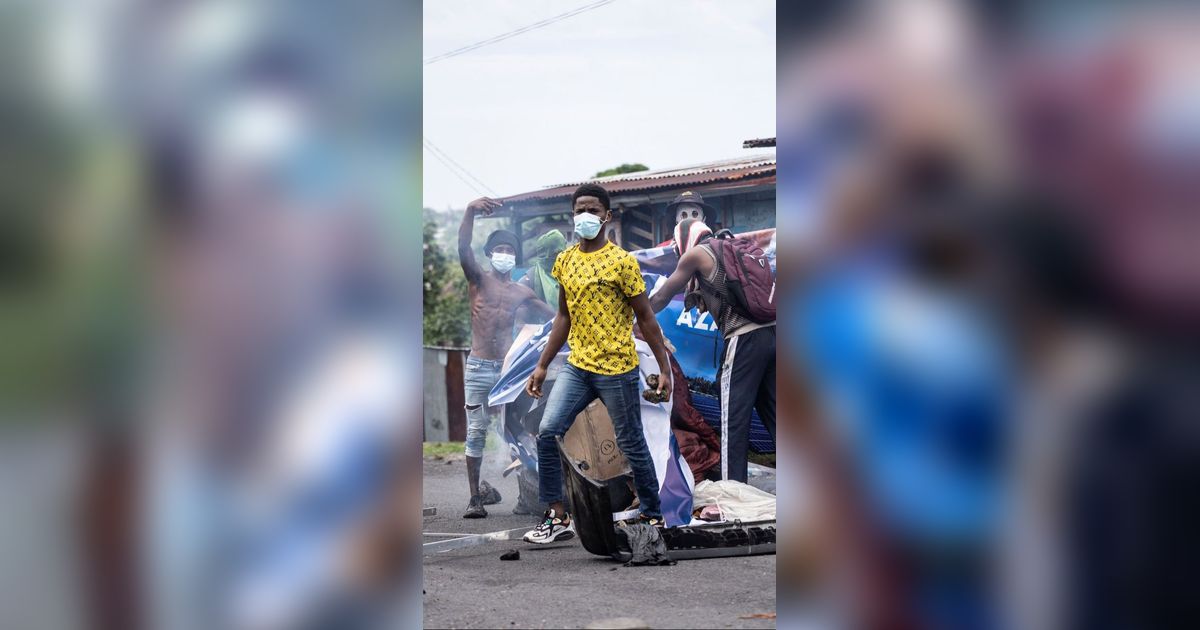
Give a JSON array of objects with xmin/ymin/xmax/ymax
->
[
  {"xmin": 457, "ymin": 198, "xmax": 555, "ymax": 360},
  {"xmin": 468, "ymin": 271, "xmax": 542, "ymax": 360}
]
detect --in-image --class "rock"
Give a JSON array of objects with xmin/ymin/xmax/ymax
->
[{"xmin": 500, "ymin": 549, "xmax": 520, "ymax": 561}]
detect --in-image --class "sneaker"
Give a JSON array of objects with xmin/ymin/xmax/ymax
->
[
  {"xmin": 522, "ymin": 509, "xmax": 575, "ymax": 544},
  {"xmin": 479, "ymin": 480, "xmax": 502, "ymax": 506},
  {"xmin": 462, "ymin": 495, "xmax": 487, "ymax": 519}
]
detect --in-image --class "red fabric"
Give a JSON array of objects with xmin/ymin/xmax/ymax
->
[
  {"xmin": 668, "ymin": 355, "xmax": 720, "ymax": 478},
  {"xmin": 673, "ymin": 429, "xmax": 719, "ymax": 480},
  {"xmin": 631, "ymin": 329, "xmax": 721, "ymax": 478}
]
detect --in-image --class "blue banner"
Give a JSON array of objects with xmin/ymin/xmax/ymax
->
[{"xmin": 655, "ymin": 294, "xmax": 721, "ymax": 382}]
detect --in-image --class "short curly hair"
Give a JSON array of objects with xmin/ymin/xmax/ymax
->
[{"xmin": 572, "ymin": 183, "xmax": 611, "ymax": 210}]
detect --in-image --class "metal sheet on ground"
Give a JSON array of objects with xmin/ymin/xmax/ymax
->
[{"xmin": 422, "ymin": 526, "xmax": 531, "ymax": 554}]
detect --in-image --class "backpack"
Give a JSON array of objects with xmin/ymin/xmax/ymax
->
[{"xmin": 711, "ymin": 233, "xmax": 776, "ymax": 323}]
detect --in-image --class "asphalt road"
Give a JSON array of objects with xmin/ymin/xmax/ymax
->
[{"xmin": 422, "ymin": 455, "xmax": 777, "ymax": 629}]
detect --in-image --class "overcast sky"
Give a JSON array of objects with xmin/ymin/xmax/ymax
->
[{"xmin": 423, "ymin": 0, "xmax": 775, "ymax": 210}]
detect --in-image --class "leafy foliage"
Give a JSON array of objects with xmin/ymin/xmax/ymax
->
[
  {"xmin": 593, "ymin": 163, "xmax": 649, "ymax": 178},
  {"xmin": 423, "ymin": 218, "xmax": 472, "ymax": 347}
]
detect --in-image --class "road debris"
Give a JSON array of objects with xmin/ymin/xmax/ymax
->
[
  {"xmin": 422, "ymin": 526, "xmax": 530, "ymax": 554},
  {"xmin": 502, "ymin": 458, "xmax": 523, "ymax": 477}
]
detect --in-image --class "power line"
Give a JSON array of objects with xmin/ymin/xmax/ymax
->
[
  {"xmin": 424, "ymin": 142, "xmax": 486, "ymax": 198},
  {"xmin": 422, "ymin": 136, "xmax": 496, "ymax": 195},
  {"xmin": 424, "ymin": 0, "xmax": 617, "ymax": 66}
]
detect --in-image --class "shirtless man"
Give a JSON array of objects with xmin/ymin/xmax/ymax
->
[{"xmin": 459, "ymin": 197, "xmax": 556, "ymax": 518}]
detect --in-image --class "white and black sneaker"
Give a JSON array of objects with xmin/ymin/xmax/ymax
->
[{"xmin": 522, "ymin": 509, "xmax": 576, "ymax": 545}]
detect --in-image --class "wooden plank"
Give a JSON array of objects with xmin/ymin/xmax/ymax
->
[
  {"xmin": 629, "ymin": 225, "xmax": 653, "ymax": 241},
  {"xmin": 445, "ymin": 350, "xmax": 466, "ymax": 442},
  {"xmin": 514, "ymin": 218, "xmax": 524, "ymax": 262}
]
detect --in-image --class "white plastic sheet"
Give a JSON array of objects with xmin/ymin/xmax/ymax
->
[{"xmin": 691, "ymin": 479, "xmax": 777, "ymax": 522}]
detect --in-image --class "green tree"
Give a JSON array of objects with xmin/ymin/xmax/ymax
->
[
  {"xmin": 593, "ymin": 163, "xmax": 649, "ymax": 178},
  {"xmin": 423, "ymin": 219, "xmax": 471, "ymax": 347}
]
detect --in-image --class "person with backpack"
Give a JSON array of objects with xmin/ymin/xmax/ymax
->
[{"xmin": 649, "ymin": 218, "xmax": 776, "ymax": 483}]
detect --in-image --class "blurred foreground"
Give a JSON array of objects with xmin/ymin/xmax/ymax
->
[
  {"xmin": 3, "ymin": 0, "xmax": 1199, "ymax": 628},
  {"xmin": 777, "ymin": 2, "xmax": 1200, "ymax": 629},
  {"xmin": 1, "ymin": 1, "xmax": 422, "ymax": 629}
]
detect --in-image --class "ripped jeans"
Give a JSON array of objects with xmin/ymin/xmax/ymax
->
[{"xmin": 463, "ymin": 356, "xmax": 503, "ymax": 458}]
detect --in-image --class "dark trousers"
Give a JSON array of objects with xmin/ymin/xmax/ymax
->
[{"xmin": 718, "ymin": 325, "xmax": 777, "ymax": 482}]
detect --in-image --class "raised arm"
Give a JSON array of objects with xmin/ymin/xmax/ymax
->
[
  {"xmin": 648, "ymin": 246, "xmax": 707, "ymax": 313},
  {"xmin": 459, "ymin": 197, "xmax": 502, "ymax": 283},
  {"xmin": 525, "ymin": 290, "xmax": 571, "ymax": 399}
]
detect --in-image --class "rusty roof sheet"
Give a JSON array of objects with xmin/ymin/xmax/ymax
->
[{"xmin": 500, "ymin": 154, "xmax": 776, "ymax": 205}]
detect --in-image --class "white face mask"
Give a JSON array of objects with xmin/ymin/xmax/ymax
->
[
  {"xmin": 490, "ymin": 252, "xmax": 516, "ymax": 273},
  {"xmin": 574, "ymin": 212, "xmax": 604, "ymax": 240}
]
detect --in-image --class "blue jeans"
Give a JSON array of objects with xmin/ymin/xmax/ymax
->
[
  {"xmin": 463, "ymin": 356, "xmax": 503, "ymax": 458},
  {"xmin": 537, "ymin": 363, "xmax": 661, "ymax": 518}
]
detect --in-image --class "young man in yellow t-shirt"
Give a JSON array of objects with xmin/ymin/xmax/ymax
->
[{"xmin": 522, "ymin": 183, "xmax": 674, "ymax": 544}]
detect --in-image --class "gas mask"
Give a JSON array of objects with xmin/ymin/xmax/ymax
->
[{"xmin": 676, "ymin": 203, "xmax": 704, "ymax": 224}]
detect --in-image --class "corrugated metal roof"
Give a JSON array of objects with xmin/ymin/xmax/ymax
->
[
  {"xmin": 500, "ymin": 154, "xmax": 776, "ymax": 205},
  {"xmin": 742, "ymin": 137, "xmax": 776, "ymax": 148}
]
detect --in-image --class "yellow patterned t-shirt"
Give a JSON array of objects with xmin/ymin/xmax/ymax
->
[{"xmin": 552, "ymin": 241, "xmax": 646, "ymax": 375}]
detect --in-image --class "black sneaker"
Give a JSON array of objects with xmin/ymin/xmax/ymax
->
[
  {"xmin": 479, "ymin": 480, "xmax": 502, "ymax": 506},
  {"xmin": 522, "ymin": 509, "xmax": 575, "ymax": 544},
  {"xmin": 462, "ymin": 495, "xmax": 487, "ymax": 519}
]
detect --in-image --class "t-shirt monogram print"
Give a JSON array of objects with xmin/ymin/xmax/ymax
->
[{"xmin": 551, "ymin": 241, "xmax": 646, "ymax": 375}]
